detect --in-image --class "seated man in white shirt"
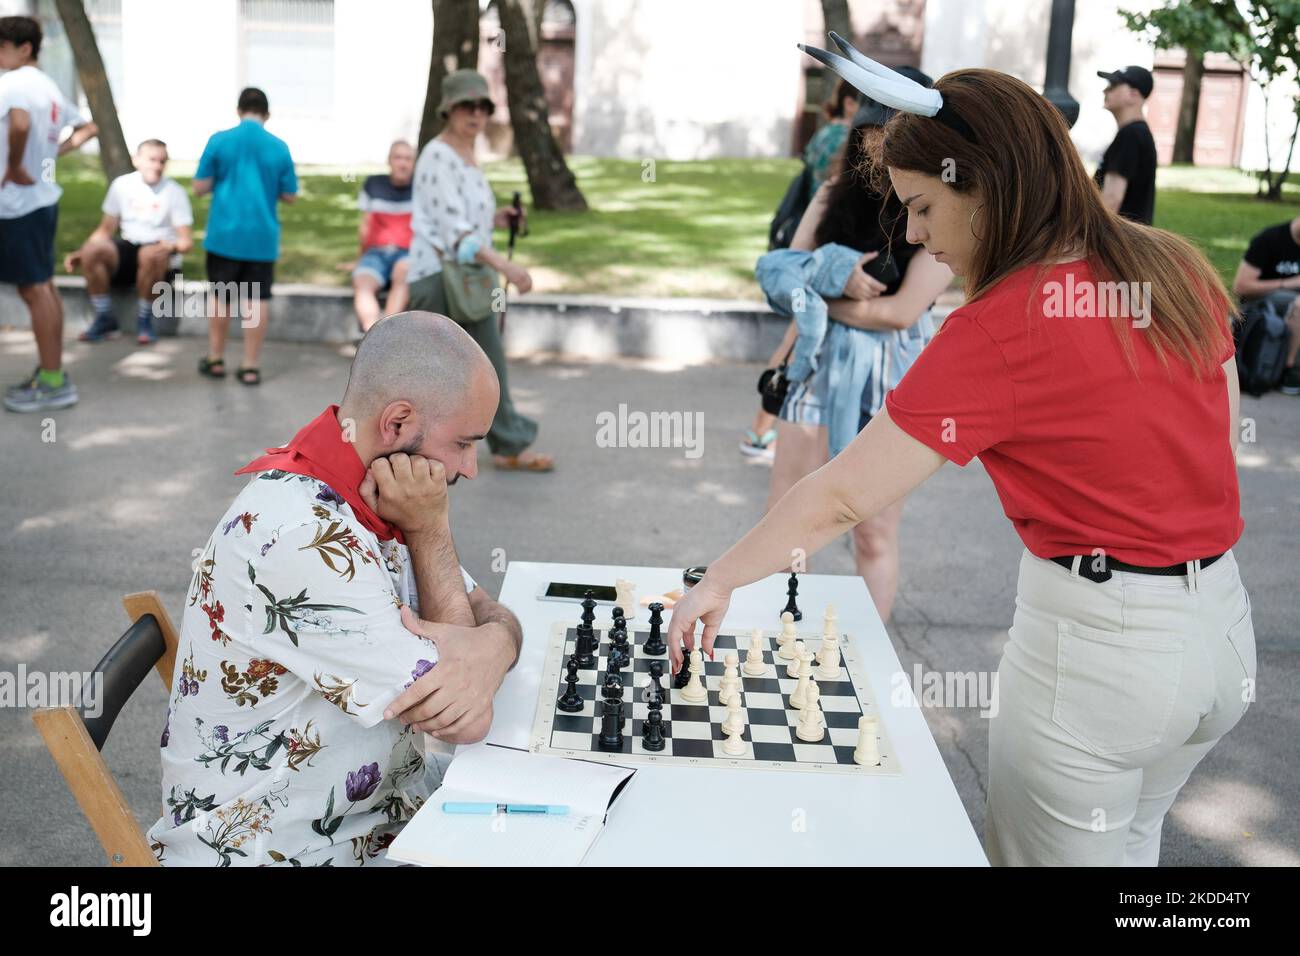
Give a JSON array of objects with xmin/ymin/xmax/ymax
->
[
  {"xmin": 148, "ymin": 311, "xmax": 522, "ymax": 866},
  {"xmin": 65, "ymin": 138, "xmax": 193, "ymax": 345}
]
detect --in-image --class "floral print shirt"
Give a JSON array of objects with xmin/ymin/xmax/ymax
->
[{"xmin": 147, "ymin": 471, "xmax": 475, "ymax": 866}]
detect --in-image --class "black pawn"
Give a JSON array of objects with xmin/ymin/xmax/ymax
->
[
  {"xmin": 782, "ymin": 572, "xmax": 802, "ymax": 622},
  {"xmin": 598, "ymin": 697, "xmax": 624, "ymax": 751},
  {"xmin": 644, "ymin": 602, "xmax": 666, "ymax": 655},
  {"xmin": 611, "ymin": 606, "xmax": 624, "ymax": 631},
  {"xmin": 673, "ymin": 651, "xmax": 692, "ymax": 690},
  {"xmin": 557, "ymin": 657, "xmax": 583, "ymax": 712},
  {"xmin": 642, "ymin": 708, "xmax": 666, "ymax": 751},
  {"xmin": 642, "ymin": 659, "xmax": 665, "ymax": 703}
]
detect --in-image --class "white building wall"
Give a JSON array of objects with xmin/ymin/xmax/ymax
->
[{"xmin": 570, "ymin": 0, "xmax": 803, "ymax": 160}]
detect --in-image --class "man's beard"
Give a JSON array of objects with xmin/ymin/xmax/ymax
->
[{"xmin": 397, "ymin": 433, "xmax": 458, "ymax": 485}]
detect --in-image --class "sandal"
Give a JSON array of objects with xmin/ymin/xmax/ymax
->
[
  {"xmin": 492, "ymin": 451, "xmax": 555, "ymax": 472},
  {"xmin": 236, "ymin": 367, "xmax": 261, "ymax": 386},
  {"xmin": 739, "ymin": 428, "xmax": 777, "ymax": 458},
  {"xmin": 199, "ymin": 357, "xmax": 226, "ymax": 378}
]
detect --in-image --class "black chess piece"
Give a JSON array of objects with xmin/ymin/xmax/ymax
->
[
  {"xmin": 573, "ymin": 620, "xmax": 596, "ymax": 669},
  {"xmin": 598, "ymin": 696, "xmax": 624, "ymax": 751},
  {"xmin": 557, "ymin": 657, "xmax": 584, "ymax": 712},
  {"xmin": 607, "ymin": 627, "xmax": 630, "ymax": 670},
  {"xmin": 641, "ymin": 659, "xmax": 665, "ymax": 703},
  {"xmin": 673, "ymin": 650, "xmax": 692, "ymax": 689},
  {"xmin": 581, "ymin": 591, "xmax": 597, "ymax": 627},
  {"xmin": 782, "ymin": 572, "xmax": 803, "ymax": 622},
  {"xmin": 644, "ymin": 602, "xmax": 666, "ymax": 655},
  {"xmin": 642, "ymin": 708, "xmax": 666, "ymax": 751},
  {"xmin": 611, "ymin": 606, "xmax": 624, "ymax": 630},
  {"xmin": 614, "ymin": 623, "xmax": 631, "ymax": 657}
]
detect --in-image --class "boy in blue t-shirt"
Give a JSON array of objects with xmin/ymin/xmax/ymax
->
[{"xmin": 192, "ymin": 87, "xmax": 297, "ymax": 386}]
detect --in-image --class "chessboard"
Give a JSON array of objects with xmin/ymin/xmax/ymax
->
[{"xmin": 528, "ymin": 605, "xmax": 899, "ymax": 776}]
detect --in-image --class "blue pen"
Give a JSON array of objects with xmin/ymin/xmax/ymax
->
[{"xmin": 442, "ymin": 802, "xmax": 569, "ymax": 815}]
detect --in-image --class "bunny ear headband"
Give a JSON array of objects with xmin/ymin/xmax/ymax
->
[{"xmin": 798, "ymin": 31, "xmax": 977, "ymax": 143}]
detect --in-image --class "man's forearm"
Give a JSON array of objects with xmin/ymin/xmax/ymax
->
[
  {"xmin": 407, "ymin": 525, "xmax": 475, "ymax": 627},
  {"xmin": 472, "ymin": 594, "xmax": 522, "ymax": 670},
  {"xmin": 7, "ymin": 109, "xmax": 29, "ymax": 170}
]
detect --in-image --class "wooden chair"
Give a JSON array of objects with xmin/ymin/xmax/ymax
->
[{"xmin": 31, "ymin": 591, "xmax": 179, "ymax": 867}]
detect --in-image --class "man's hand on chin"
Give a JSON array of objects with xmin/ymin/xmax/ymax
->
[
  {"xmin": 360, "ymin": 452, "xmax": 449, "ymax": 536},
  {"xmin": 384, "ymin": 606, "xmax": 513, "ymax": 744}
]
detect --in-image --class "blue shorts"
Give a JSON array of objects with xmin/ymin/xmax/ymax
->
[
  {"xmin": 353, "ymin": 245, "xmax": 409, "ymax": 287},
  {"xmin": 0, "ymin": 202, "xmax": 58, "ymax": 285}
]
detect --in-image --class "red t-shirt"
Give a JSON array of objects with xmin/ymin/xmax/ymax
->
[{"xmin": 884, "ymin": 259, "xmax": 1242, "ymax": 566}]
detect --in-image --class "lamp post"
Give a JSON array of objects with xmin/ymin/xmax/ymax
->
[{"xmin": 1043, "ymin": 0, "xmax": 1080, "ymax": 128}]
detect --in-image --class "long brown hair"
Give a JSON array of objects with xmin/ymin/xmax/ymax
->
[{"xmin": 864, "ymin": 68, "xmax": 1234, "ymax": 377}]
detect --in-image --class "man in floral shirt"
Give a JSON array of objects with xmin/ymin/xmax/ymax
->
[{"xmin": 149, "ymin": 312, "xmax": 522, "ymax": 866}]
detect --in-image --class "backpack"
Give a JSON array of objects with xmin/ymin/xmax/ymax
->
[
  {"xmin": 768, "ymin": 164, "xmax": 814, "ymax": 250},
  {"xmin": 1235, "ymin": 296, "xmax": 1293, "ymax": 396}
]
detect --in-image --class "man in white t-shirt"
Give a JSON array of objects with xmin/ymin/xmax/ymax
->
[
  {"xmin": 66, "ymin": 139, "xmax": 194, "ymax": 345},
  {"xmin": 0, "ymin": 16, "xmax": 98, "ymax": 414}
]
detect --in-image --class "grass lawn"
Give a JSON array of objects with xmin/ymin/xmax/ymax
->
[{"xmin": 49, "ymin": 153, "xmax": 1300, "ymax": 300}]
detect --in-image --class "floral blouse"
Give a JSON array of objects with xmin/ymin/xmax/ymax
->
[
  {"xmin": 406, "ymin": 138, "xmax": 497, "ymax": 285},
  {"xmin": 147, "ymin": 471, "xmax": 475, "ymax": 866}
]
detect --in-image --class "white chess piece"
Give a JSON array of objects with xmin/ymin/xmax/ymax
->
[
  {"xmin": 786, "ymin": 640, "xmax": 807, "ymax": 679},
  {"xmin": 721, "ymin": 691, "xmax": 745, "ymax": 735},
  {"xmin": 815, "ymin": 604, "xmax": 838, "ymax": 663},
  {"xmin": 854, "ymin": 715, "xmax": 880, "ymax": 766},
  {"xmin": 722, "ymin": 723, "xmax": 748, "ymax": 756},
  {"xmin": 815, "ymin": 636, "xmax": 842, "ymax": 681},
  {"xmin": 743, "ymin": 630, "xmax": 766, "ymax": 677},
  {"xmin": 718, "ymin": 653, "xmax": 741, "ymax": 701},
  {"xmin": 615, "ymin": 578, "xmax": 637, "ymax": 616},
  {"xmin": 680, "ymin": 648, "xmax": 708, "ymax": 703},
  {"xmin": 777, "ymin": 612, "xmax": 798, "ymax": 660},
  {"xmin": 789, "ymin": 656, "xmax": 815, "ymax": 709},
  {"xmin": 795, "ymin": 686, "xmax": 825, "ymax": 742}
]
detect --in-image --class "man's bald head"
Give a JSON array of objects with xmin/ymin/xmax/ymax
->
[{"xmin": 342, "ymin": 311, "xmax": 496, "ymax": 422}]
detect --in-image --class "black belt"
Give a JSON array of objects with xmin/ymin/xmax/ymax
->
[{"xmin": 1050, "ymin": 552, "xmax": 1224, "ymax": 584}]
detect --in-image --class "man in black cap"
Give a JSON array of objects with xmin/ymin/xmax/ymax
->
[{"xmin": 1095, "ymin": 65, "xmax": 1157, "ymax": 225}]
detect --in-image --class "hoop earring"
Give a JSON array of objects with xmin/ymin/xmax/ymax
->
[{"xmin": 970, "ymin": 203, "xmax": 986, "ymax": 243}]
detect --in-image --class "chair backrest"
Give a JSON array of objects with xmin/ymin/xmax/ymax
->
[{"xmin": 31, "ymin": 591, "xmax": 179, "ymax": 867}]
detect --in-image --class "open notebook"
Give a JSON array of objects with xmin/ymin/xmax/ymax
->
[{"xmin": 386, "ymin": 744, "xmax": 636, "ymax": 866}]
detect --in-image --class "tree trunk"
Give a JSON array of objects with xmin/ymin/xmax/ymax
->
[
  {"xmin": 52, "ymin": 0, "xmax": 130, "ymax": 180},
  {"xmin": 1266, "ymin": 108, "xmax": 1300, "ymax": 200},
  {"xmin": 498, "ymin": 0, "xmax": 587, "ymax": 210},
  {"xmin": 1172, "ymin": 49, "xmax": 1203, "ymax": 164},
  {"xmin": 418, "ymin": 0, "xmax": 481, "ymax": 151},
  {"xmin": 817, "ymin": 0, "xmax": 853, "ymax": 109}
]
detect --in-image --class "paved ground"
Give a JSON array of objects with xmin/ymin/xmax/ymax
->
[{"xmin": 1, "ymin": 327, "xmax": 1295, "ymax": 866}]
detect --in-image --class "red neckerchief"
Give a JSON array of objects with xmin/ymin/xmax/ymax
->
[{"xmin": 236, "ymin": 405, "xmax": 405, "ymax": 544}]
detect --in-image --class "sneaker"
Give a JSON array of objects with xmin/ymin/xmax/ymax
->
[
  {"xmin": 3, "ymin": 374, "xmax": 78, "ymax": 413},
  {"xmin": 739, "ymin": 428, "xmax": 778, "ymax": 460},
  {"xmin": 1281, "ymin": 366, "xmax": 1300, "ymax": 396},
  {"xmin": 78, "ymin": 312, "xmax": 120, "ymax": 342},
  {"xmin": 137, "ymin": 312, "xmax": 157, "ymax": 345},
  {"xmin": 5, "ymin": 366, "xmax": 39, "ymax": 397}
]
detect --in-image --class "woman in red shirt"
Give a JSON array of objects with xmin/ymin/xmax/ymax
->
[{"xmin": 668, "ymin": 47, "xmax": 1254, "ymax": 867}]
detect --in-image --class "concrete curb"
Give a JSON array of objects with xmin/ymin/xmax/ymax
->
[{"xmin": 0, "ymin": 276, "xmax": 957, "ymax": 364}]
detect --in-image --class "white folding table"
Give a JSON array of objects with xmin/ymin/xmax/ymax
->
[{"xmin": 486, "ymin": 562, "xmax": 989, "ymax": 866}]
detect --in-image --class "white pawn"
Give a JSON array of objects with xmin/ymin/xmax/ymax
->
[
  {"xmin": 743, "ymin": 630, "xmax": 766, "ymax": 677},
  {"xmin": 721, "ymin": 690, "xmax": 745, "ymax": 735},
  {"xmin": 816, "ymin": 637, "xmax": 842, "ymax": 681},
  {"xmin": 680, "ymin": 648, "xmax": 708, "ymax": 703},
  {"xmin": 815, "ymin": 604, "xmax": 838, "ymax": 663},
  {"xmin": 796, "ymin": 685, "xmax": 824, "ymax": 742},
  {"xmin": 786, "ymin": 640, "xmax": 806, "ymax": 679},
  {"xmin": 854, "ymin": 715, "xmax": 881, "ymax": 766},
  {"xmin": 777, "ymin": 612, "xmax": 798, "ymax": 660},
  {"xmin": 785, "ymin": 658, "xmax": 806, "ymax": 712},
  {"xmin": 718, "ymin": 653, "xmax": 741, "ymax": 702},
  {"xmin": 722, "ymin": 722, "xmax": 748, "ymax": 756}
]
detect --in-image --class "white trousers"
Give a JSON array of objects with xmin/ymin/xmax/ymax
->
[{"xmin": 985, "ymin": 549, "xmax": 1256, "ymax": 866}]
